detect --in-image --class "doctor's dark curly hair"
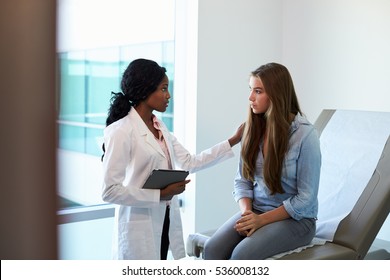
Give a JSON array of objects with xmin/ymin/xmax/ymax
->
[
  {"xmin": 101, "ymin": 58, "xmax": 166, "ymax": 160},
  {"xmin": 105, "ymin": 58, "xmax": 167, "ymax": 126}
]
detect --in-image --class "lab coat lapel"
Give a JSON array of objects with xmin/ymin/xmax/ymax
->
[
  {"xmin": 130, "ymin": 109, "xmax": 166, "ymax": 158},
  {"xmin": 144, "ymin": 132, "xmax": 166, "ymax": 158}
]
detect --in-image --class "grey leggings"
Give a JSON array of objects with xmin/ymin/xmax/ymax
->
[{"xmin": 204, "ymin": 211, "xmax": 316, "ymax": 260}]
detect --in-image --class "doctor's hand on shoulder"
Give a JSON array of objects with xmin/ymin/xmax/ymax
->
[
  {"xmin": 228, "ymin": 123, "xmax": 245, "ymax": 147},
  {"xmin": 160, "ymin": 179, "xmax": 191, "ymax": 200}
]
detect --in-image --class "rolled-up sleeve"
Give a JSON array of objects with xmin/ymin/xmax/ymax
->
[
  {"xmin": 232, "ymin": 159, "xmax": 254, "ymax": 202},
  {"xmin": 283, "ymin": 128, "xmax": 321, "ymax": 220}
]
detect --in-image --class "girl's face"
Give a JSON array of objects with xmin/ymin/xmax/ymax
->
[
  {"xmin": 145, "ymin": 75, "xmax": 170, "ymax": 112},
  {"xmin": 248, "ymin": 75, "xmax": 270, "ymax": 114}
]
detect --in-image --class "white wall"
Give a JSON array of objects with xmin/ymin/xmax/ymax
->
[{"xmin": 283, "ymin": 0, "xmax": 390, "ymax": 122}]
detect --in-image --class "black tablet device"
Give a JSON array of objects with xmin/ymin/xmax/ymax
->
[{"xmin": 142, "ymin": 169, "xmax": 189, "ymax": 189}]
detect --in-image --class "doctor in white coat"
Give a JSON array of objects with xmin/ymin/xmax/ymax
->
[{"xmin": 102, "ymin": 59, "xmax": 243, "ymax": 260}]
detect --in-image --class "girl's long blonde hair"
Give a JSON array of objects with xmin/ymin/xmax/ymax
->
[{"xmin": 241, "ymin": 63, "xmax": 301, "ymax": 194}]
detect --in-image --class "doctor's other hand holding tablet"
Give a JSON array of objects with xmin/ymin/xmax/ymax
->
[{"xmin": 160, "ymin": 179, "xmax": 191, "ymax": 200}]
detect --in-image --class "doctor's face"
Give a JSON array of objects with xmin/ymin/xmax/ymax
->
[
  {"xmin": 146, "ymin": 75, "xmax": 171, "ymax": 112},
  {"xmin": 248, "ymin": 75, "xmax": 270, "ymax": 114}
]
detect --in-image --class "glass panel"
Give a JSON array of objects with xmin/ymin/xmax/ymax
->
[
  {"xmin": 85, "ymin": 48, "xmax": 121, "ymax": 126},
  {"xmin": 58, "ymin": 124, "xmax": 85, "ymax": 153},
  {"xmin": 59, "ymin": 53, "xmax": 86, "ymax": 123}
]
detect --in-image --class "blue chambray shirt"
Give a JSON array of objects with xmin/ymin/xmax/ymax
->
[{"xmin": 233, "ymin": 113, "xmax": 321, "ymax": 220}]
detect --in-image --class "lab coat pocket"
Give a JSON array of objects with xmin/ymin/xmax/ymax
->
[{"xmin": 118, "ymin": 220, "xmax": 156, "ymax": 259}]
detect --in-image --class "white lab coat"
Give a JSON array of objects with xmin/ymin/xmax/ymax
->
[{"xmin": 102, "ymin": 109, "xmax": 234, "ymax": 260}]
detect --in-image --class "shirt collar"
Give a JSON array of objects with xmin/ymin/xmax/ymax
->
[{"xmin": 290, "ymin": 113, "xmax": 310, "ymax": 134}]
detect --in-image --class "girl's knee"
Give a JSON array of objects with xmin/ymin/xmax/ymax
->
[
  {"xmin": 230, "ymin": 247, "xmax": 249, "ymax": 260},
  {"xmin": 204, "ymin": 236, "xmax": 230, "ymax": 260},
  {"xmin": 203, "ymin": 238, "xmax": 216, "ymax": 259}
]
